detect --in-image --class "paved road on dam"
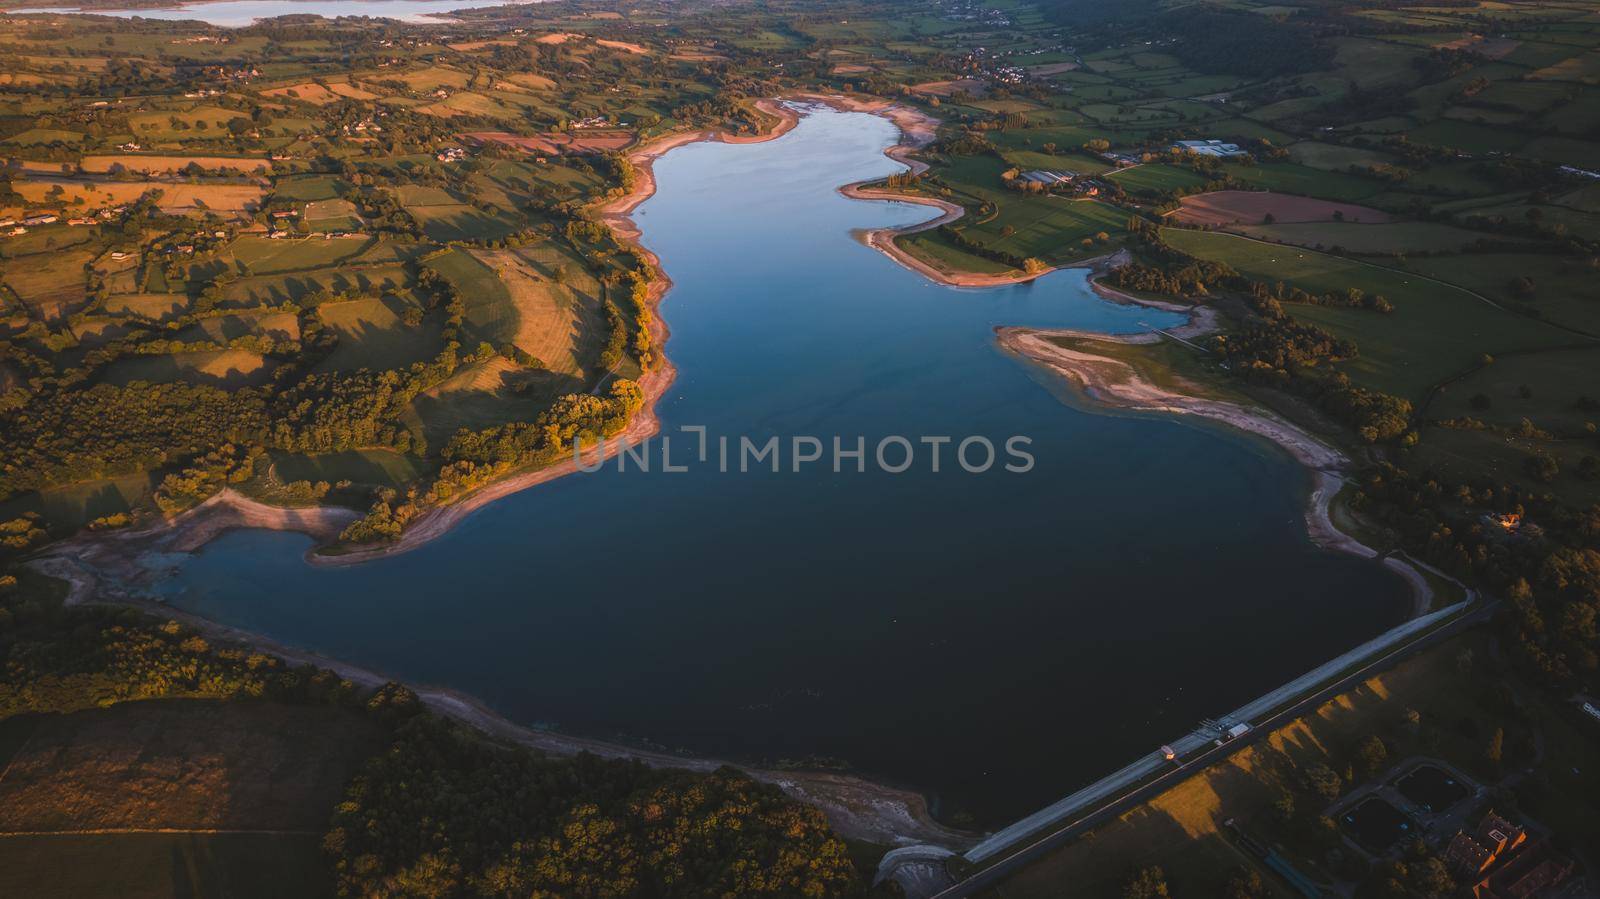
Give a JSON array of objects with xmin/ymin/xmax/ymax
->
[{"xmin": 930, "ymin": 598, "xmax": 1495, "ymax": 898}]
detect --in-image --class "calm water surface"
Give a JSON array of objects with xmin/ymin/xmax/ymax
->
[
  {"xmin": 11, "ymin": 0, "xmax": 538, "ymax": 26},
  {"xmin": 153, "ymin": 108, "xmax": 1409, "ymax": 825}
]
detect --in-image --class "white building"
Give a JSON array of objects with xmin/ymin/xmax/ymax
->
[{"xmin": 1173, "ymin": 139, "xmax": 1249, "ymax": 158}]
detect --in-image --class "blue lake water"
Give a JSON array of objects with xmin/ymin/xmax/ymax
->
[
  {"xmin": 10, "ymin": 0, "xmax": 537, "ymax": 26},
  {"xmin": 152, "ymin": 107, "xmax": 1409, "ymax": 825}
]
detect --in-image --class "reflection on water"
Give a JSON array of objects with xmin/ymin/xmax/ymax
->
[{"xmin": 151, "ymin": 107, "xmax": 1410, "ymax": 825}]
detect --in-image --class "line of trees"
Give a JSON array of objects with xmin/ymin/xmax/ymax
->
[{"xmin": 326, "ymin": 714, "xmax": 863, "ymax": 898}]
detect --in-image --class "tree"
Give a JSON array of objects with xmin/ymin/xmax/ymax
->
[
  {"xmin": 1272, "ymin": 788, "xmax": 1295, "ymax": 823},
  {"xmin": 1486, "ymin": 727, "xmax": 1504, "ymax": 768},
  {"xmin": 1357, "ymin": 734, "xmax": 1389, "ymax": 776},
  {"xmin": 1409, "ymin": 857, "xmax": 1454, "ymax": 898},
  {"xmin": 1305, "ymin": 762, "xmax": 1343, "ymax": 802},
  {"xmin": 1123, "ymin": 866, "xmax": 1170, "ymax": 899},
  {"xmin": 1525, "ymin": 452, "xmax": 1559, "ymax": 483},
  {"xmin": 325, "ymin": 716, "xmax": 862, "ymax": 898},
  {"xmin": 1402, "ymin": 707, "xmax": 1422, "ymax": 736},
  {"xmin": 1226, "ymin": 866, "xmax": 1266, "ymax": 899}
]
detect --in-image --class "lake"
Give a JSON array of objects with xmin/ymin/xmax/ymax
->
[
  {"xmin": 9, "ymin": 0, "xmax": 537, "ymax": 26},
  {"xmin": 151, "ymin": 106, "xmax": 1410, "ymax": 826}
]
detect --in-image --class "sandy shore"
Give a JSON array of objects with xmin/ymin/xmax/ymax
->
[
  {"xmin": 65, "ymin": 99, "xmax": 799, "ymax": 572},
  {"xmin": 996, "ymin": 318, "xmax": 1438, "ymax": 615},
  {"xmin": 810, "ymin": 92, "xmax": 1072, "ymax": 289},
  {"xmin": 47, "ymin": 98, "xmax": 863, "ymax": 568},
  {"xmin": 316, "ymin": 100, "xmax": 805, "ymax": 566},
  {"xmin": 30, "ymin": 96, "xmax": 982, "ymax": 849}
]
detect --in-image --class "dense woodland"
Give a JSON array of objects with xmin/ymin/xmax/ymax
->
[{"xmin": 327, "ymin": 715, "xmax": 860, "ymax": 898}]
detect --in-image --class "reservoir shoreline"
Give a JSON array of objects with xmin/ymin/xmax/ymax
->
[
  {"xmin": 30, "ymin": 98, "xmax": 987, "ymax": 848},
  {"xmin": 28, "ymin": 552, "xmax": 977, "ymax": 850},
  {"xmin": 40, "ymin": 99, "xmax": 807, "ymax": 573},
  {"xmin": 39, "ymin": 96, "xmax": 922, "ymax": 568},
  {"xmin": 996, "ymin": 321, "xmax": 1441, "ymax": 613},
  {"xmin": 30, "ymin": 99, "xmax": 1426, "ymax": 845}
]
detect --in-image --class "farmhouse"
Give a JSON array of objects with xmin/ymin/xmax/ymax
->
[
  {"xmin": 436, "ymin": 146, "xmax": 467, "ymax": 163},
  {"xmin": 1172, "ymin": 139, "xmax": 1249, "ymax": 159},
  {"xmin": 22, "ymin": 213, "xmax": 57, "ymax": 225}
]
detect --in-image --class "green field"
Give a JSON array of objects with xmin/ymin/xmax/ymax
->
[
  {"xmin": 1223, "ymin": 162, "xmax": 1385, "ymax": 203},
  {"xmin": 0, "ymin": 702, "xmax": 384, "ymax": 899},
  {"xmin": 205, "ymin": 235, "xmax": 376, "ymax": 278},
  {"xmin": 1410, "ymin": 424, "xmax": 1600, "ymax": 507},
  {"xmin": 1429, "ymin": 345, "xmax": 1600, "ymax": 434},
  {"xmin": 302, "ymin": 198, "xmax": 362, "ymax": 232},
  {"xmin": 103, "ymin": 349, "xmax": 276, "ymax": 388},
  {"xmin": 102, "ymin": 293, "xmax": 191, "ymax": 321},
  {"xmin": 0, "ymin": 832, "xmax": 333, "ymax": 899},
  {"xmin": 1400, "ymin": 253, "xmax": 1600, "ymax": 335},
  {"xmin": 412, "ymin": 204, "xmax": 521, "ymax": 243},
  {"xmin": 1164, "ymin": 228, "xmax": 1575, "ymax": 400},
  {"xmin": 1285, "ymin": 140, "xmax": 1396, "ymax": 171},
  {"xmin": 0, "ymin": 473, "xmax": 152, "ymax": 532},
  {"xmin": 223, "ymin": 262, "xmax": 413, "ymax": 306},
  {"xmin": 173, "ymin": 311, "xmax": 300, "ymax": 344},
  {"xmin": 1234, "ymin": 220, "xmax": 1504, "ymax": 254},
  {"xmin": 3, "ymin": 127, "xmax": 87, "ymax": 145},
  {"xmin": 315, "ymin": 295, "xmax": 440, "ymax": 372},
  {"xmin": 1106, "ymin": 163, "xmax": 1209, "ymax": 195},
  {"xmin": 272, "ymin": 174, "xmax": 346, "ymax": 202},
  {"xmin": 403, "ymin": 357, "xmax": 561, "ymax": 452},
  {"xmin": 269, "ymin": 448, "xmax": 429, "ymax": 488}
]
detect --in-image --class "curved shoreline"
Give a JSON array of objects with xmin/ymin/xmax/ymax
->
[
  {"xmin": 809, "ymin": 92, "xmax": 1066, "ymax": 289},
  {"xmin": 995, "ymin": 321, "xmax": 1438, "ymax": 615},
  {"xmin": 27, "ymin": 97, "xmax": 1439, "ymax": 851},
  {"xmin": 42, "ymin": 100, "xmax": 801, "ymax": 571},
  {"xmin": 31, "ymin": 97, "xmax": 983, "ymax": 849},
  {"xmin": 307, "ymin": 98, "xmax": 802, "ymax": 567},
  {"xmin": 27, "ymin": 550, "xmax": 975, "ymax": 851},
  {"xmin": 45, "ymin": 96, "xmax": 913, "ymax": 567}
]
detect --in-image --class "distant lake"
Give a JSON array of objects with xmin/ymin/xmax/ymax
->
[
  {"xmin": 150, "ymin": 107, "xmax": 1410, "ymax": 826},
  {"xmin": 8, "ymin": 0, "xmax": 535, "ymax": 26}
]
